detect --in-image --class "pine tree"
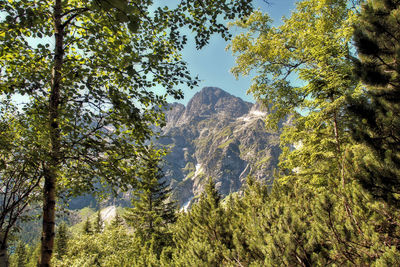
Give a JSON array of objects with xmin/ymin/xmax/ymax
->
[
  {"xmin": 349, "ymin": 0, "xmax": 400, "ymax": 205},
  {"xmin": 82, "ymin": 218, "xmax": 92, "ymax": 235},
  {"xmin": 13, "ymin": 241, "xmax": 27, "ymax": 267},
  {"xmin": 123, "ymin": 149, "xmax": 176, "ymax": 255},
  {"xmin": 109, "ymin": 213, "xmax": 123, "ymax": 229},
  {"xmin": 25, "ymin": 242, "xmax": 40, "ymax": 267},
  {"xmin": 54, "ymin": 222, "xmax": 68, "ymax": 260},
  {"xmin": 94, "ymin": 211, "xmax": 103, "ymax": 234},
  {"xmin": 224, "ymin": 177, "xmax": 269, "ymax": 266},
  {"xmin": 172, "ymin": 178, "xmax": 232, "ymax": 266}
]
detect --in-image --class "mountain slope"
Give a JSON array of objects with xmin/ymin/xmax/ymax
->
[{"xmin": 160, "ymin": 87, "xmax": 281, "ymax": 207}]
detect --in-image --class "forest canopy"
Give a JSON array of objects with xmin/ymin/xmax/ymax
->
[{"xmin": 1, "ymin": 0, "xmax": 400, "ymax": 266}]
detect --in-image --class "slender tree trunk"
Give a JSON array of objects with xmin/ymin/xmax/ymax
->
[{"xmin": 40, "ymin": 0, "xmax": 63, "ymax": 266}]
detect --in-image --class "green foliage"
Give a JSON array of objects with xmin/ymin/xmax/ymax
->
[
  {"xmin": 222, "ymin": 177, "xmax": 269, "ymax": 266},
  {"xmin": 54, "ymin": 222, "xmax": 68, "ymax": 260},
  {"xmin": 0, "ymin": 0, "xmax": 255, "ymax": 173},
  {"xmin": 230, "ymin": 0, "xmax": 360, "ymax": 189},
  {"xmin": 82, "ymin": 218, "xmax": 92, "ymax": 235},
  {"xmin": 123, "ymin": 148, "xmax": 176, "ymax": 257},
  {"xmin": 52, "ymin": 224, "xmax": 136, "ymax": 267},
  {"xmin": 94, "ymin": 211, "xmax": 103, "ymax": 234},
  {"xmin": 26, "ymin": 243, "xmax": 40, "ymax": 267},
  {"xmin": 223, "ymin": 0, "xmax": 400, "ymax": 265},
  {"xmin": 0, "ymin": 102, "xmax": 43, "ymax": 258},
  {"xmin": 172, "ymin": 178, "xmax": 233, "ymax": 266},
  {"xmin": 109, "ymin": 213, "xmax": 124, "ymax": 229},
  {"xmin": 12, "ymin": 241, "xmax": 27, "ymax": 267},
  {"xmin": 77, "ymin": 207, "xmax": 95, "ymax": 219},
  {"xmin": 348, "ymin": 0, "xmax": 400, "ymax": 205},
  {"xmin": 4, "ymin": 0, "xmax": 400, "ymax": 266},
  {"xmin": 0, "ymin": 0, "xmax": 254, "ymax": 262},
  {"xmin": 10, "ymin": 241, "xmax": 40, "ymax": 267}
]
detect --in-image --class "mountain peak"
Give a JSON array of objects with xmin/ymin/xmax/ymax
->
[
  {"xmin": 187, "ymin": 87, "xmax": 232, "ymax": 109},
  {"xmin": 183, "ymin": 87, "xmax": 252, "ymax": 122},
  {"xmin": 159, "ymin": 86, "xmax": 280, "ymax": 207},
  {"xmin": 197, "ymin": 86, "xmax": 231, "ymax": 98}
]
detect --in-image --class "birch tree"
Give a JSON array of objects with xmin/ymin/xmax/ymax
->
[{"xmin": 0, "ymin": 0, "xmax": 253, "ymax": 265}]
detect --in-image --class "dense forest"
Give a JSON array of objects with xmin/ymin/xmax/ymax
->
[{"xmin": 1, "ymin": 0, "xmax": 400, "ymax": 266}]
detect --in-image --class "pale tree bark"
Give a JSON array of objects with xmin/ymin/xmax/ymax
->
[{"xmin": 39, "ymin": 0, "xmax": 63, "ymax": 265}]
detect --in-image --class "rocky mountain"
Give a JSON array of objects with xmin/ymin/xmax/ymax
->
[
  {"xmin": 159, "ymin": 87, "xmax": 281, "ymax": 208},
  {"xmin": 68, "ymin": 87, "xmax": 281, "ymax": 210}
]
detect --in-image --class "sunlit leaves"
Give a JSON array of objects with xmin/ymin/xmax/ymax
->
[{"xmin": 230, "ymin": 0, "xmax": 360, "ymax": 188}]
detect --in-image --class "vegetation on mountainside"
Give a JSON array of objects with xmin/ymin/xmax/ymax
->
[
  {"xmin": 0, "ymin": 0, "xmax": 253, "ymax": 265},
  {"xmin": 2, "ymin": 0, "xmax": 400, "ymax": 266}
]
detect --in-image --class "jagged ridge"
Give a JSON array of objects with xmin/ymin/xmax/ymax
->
[{"xmin": 160, "ymin": 87, "xmax": 281, "ymax": 208}]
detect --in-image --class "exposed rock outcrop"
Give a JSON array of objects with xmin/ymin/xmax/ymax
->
[{"xmin": 161, "ymin": 87, "xmax": 281, "ymax": 207}]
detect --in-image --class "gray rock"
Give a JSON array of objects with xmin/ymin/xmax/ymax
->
[{"xmin": 160, "ymin": 87, "xmax": 281, "ymax": 207}]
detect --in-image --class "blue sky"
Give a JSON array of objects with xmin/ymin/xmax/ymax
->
[
  {"xmin": 174, "ymin": 0, "xmax": 298, "ymax": 105},
  {"xmin": 1, "ymin": 0, "xmax": 298, "ymax": 106}
]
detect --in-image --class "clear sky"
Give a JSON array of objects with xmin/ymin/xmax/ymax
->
[
  {"xmin": 1, "ymin": 0, "xmax": 298, "ymax": 106},
  {"xmin": 174, "ymin": 0, "xmax": 298, "ymax": 105}
]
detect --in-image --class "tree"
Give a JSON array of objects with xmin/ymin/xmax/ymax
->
[
  {"xmin": 223, "ymin": 177, "xmax": 270, "ymax": 266},
  {"xmin": 51, "ymin": 222, "xmax": 136, "ymax": 267},
  {"xmin": 228, "ymin": 0, "xmax": 400, "ymax": 264},
  {"xmin": 229, "ymin": 0, "xmax": 359, "ymax": 188},
  {"xmin": 82, "ymin": 218, "xmax": 92, "ymax": 235},
  {"xmin": 54, "ymin": 222, "xmax": 68, "ymax": 260},
  {"xmin": 228, "ymin": 4, "xmax": 369, "ymax": 262},
  {"xmin": 0, "ymin": 1, "xmax": 254, "ymax": 265},
  {"xmin": 94, "ymin": 211, "xmax": 103, "ymax": 234},
  {"xmin": 172, "ymin": 178, "xmax": 232, "ymax": 266},
  {"xmin": 12, "ymin": 241, "xmax": 27, "ymax": 267},
  {"xmin": 349, "ymin": 0, "xmax": 400, "ymax": 205},
  {"xmin": 0, "ymin": 103, "xmax": 43, "ymax": 267},
  {"xmin": 109, "ymin": 213, "xmax": 123, "ymax": 229},
  {"xmin": 123, "ymin": 148, "xmax": 176, "ymax": 256}
]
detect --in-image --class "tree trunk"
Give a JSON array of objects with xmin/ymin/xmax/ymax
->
[
  {"xmin": 39, "ymin": 0, "xmax": 63, "ymax": 266},
  {"xmin": 0, "ymin": 243, "xmax": 8, "ymax": 267}
]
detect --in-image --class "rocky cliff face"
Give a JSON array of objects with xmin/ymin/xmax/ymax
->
[
  {"xmin": 67, "ymin": 87, "xmax": 281, "ymax": 210},
  {"xmin": 159, "ymin": 87, "xmax": 281, "ymax": 208}
]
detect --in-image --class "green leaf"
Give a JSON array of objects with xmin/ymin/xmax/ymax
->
[{"xmin": 127, "ymin": 17, "xmax": 139, "ymax": 33}]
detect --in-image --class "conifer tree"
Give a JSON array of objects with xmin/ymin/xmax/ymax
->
[
  {"xmin": 82, "ymin": 218, "xmax": 92, "ymax": 235},
  {"xmin": 172, "ymin": 178, "xmax": 232, "ymax": 266},
  {"xmin": 123, "ymin": 148, "xmax": 176, "ymax": 255},
  {"xmin": 109, "ymin": 213, "xmax": 123, "ymax": 229},
  {"xmin": 349, "ymin": 0, "xmax": 400, "ymax": 205},
  {"xmin": 13, "ymin": 241, "xmax": 27, "ymax": 267},
  {"xmin": 54, "ymin": 222, "xmax": 68, "ymax": 260},
  {"xmin": 25, "ymin": 243, "xmax": 40, "ymax": 267},
  {"xmin": 94, "ymin": 211, "xmax": 103, "ymax": 234},
  {"xmin": 224, "ymin": 177, "xmax": 269, "ymax": 266}
]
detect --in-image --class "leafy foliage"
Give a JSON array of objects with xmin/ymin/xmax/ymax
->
[
  {"xmin": 171, "ymin": 178, "xmax": 234, "ymax": 266},
  {"xmin": 349, "ymin": 0, "xmax": 400, "ymax": 205},
  {"xmin": 123, "ymin": 148, "xmax": 176, "ymax": 257},
  {"xmin": 1, "ymin": 0, "xmax": 254, "ymax": 264},
  {"xmin": 229, "ymin": 0, "xmax": 360, "ymax": 192},
  {"xmin": 3, "ymin": 0, "xmax": 400, "ymax": 266},
  {"xmin": 0, "ymin": 102, "xmax": 43, "ymax": 264}
]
